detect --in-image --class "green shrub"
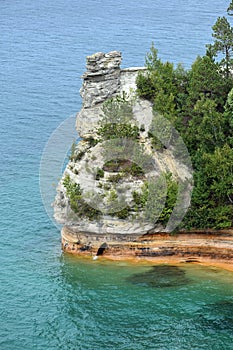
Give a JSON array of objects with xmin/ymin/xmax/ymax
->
[
  {"xmin": 107, "ymin": 173, "xmax": 124, "ymax": 183},
  {"xmin": 75, "ymin": 151, "xmax": 85, "ymax": 161},
  {"xmin": 115, "ymin": 206, "xmax": 131, "ymax": 219},
  {"xmin": 69, "ymin": 141, "xmax": 77, "ymax": 161},
  {"xmin": 97, "ymin": 94, "xmax": 140, "ymax": 141},
  {"xmin": 95, "ymin": 167, "xmax": 104, "ymax": 180},
  {"xmin": 157, "ymin": 173, "xmax": 178, "ymax": 225},
  {"xmin": 107, "ymin": 189, "xmax": 118, "ymax": 203},
  {"xmin": 63, "ymin": 175, "xmax": 101, "ymax": 220},
  {"xmin": 98, "ymin": 122, "xmax": 139, "ymax": 140},
  {"xmin": 132, "ymin": 183, "xmax": 149, "ymax": 208},
  {"xmin": 86, "ymin": 136, "xmax": 99, "ymax": 147}
]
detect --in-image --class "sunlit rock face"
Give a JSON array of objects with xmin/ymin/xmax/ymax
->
[
  {"xmin": 80, "ymin": 51, "xmax": 122, "ymax": 109},
  {"xmin": 76, "ymin": 51, "xmax": 146, "ymax": 138}
]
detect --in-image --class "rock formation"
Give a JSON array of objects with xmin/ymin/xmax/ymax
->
[
  {"xmin": 80, "ymin": 51, "xmax": 122, "ymax": 108},
  {"xmin": 53, "ymin": 51, "xmax": 196, "ymax": 259}
]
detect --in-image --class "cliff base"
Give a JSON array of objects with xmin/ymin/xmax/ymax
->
[{"xmin": 62, "ymin": 226, "xmax": 233, "ymax": 269}]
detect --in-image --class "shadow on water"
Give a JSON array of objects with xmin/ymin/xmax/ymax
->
[
  {"xmin": 196, "ymin": 300, "xmax": 233, "ymax": 331},
  {"xmin": 126, "ymin": 265, "xmax": 190, "ymax": 288}
]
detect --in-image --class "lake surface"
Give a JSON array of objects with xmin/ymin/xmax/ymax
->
[{"xmin": 1, "ymin": 0, "xmax": 232, "ymax": 348}]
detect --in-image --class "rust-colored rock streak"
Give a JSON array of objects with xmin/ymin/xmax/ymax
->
[{"xmin": 61, "ymin": 226, "xmax": 233, "ymax": 270}]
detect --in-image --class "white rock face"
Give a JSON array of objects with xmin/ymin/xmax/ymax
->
[
  {"xmin": 120, "ymin": 67, "xmax": 147, "ymax": 95},
  {"xmin": 76, "ymin": 52, "xmax": 147, "ymax": 138},
  {"xmin": 80, "ymin": 51, "xmax": 122, "ymax": 109}
]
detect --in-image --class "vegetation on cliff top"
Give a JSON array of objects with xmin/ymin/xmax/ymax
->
[{"xmin": 136, "ymin": 3, "xmax": 233, "ymax": 229}]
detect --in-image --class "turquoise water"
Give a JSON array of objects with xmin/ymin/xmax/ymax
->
[{"xmin": 1, "ymin": 0, "xmax": 233, "ymax": 348}]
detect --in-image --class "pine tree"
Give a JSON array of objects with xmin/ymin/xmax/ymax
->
[
  {"xmin": 227, "ymin": 1, "xmax": 233, "ymax": 15},
  {"xmin": 207, "ymin": 16, "xmax": 233, "ymax": 78}
]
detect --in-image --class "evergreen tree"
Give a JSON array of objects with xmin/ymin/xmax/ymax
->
[
  {"xmin": 136, "ymin": 31, "xmax": 233, "ymax": 230},
  {"xmin": 188, "ymin": 55, "xmax": 228, "ymax": 107},
  {"xmin": 227, "ymin": 1, "xmax": 233, "ymax": 15},
  {"xmin": 207, "ymin": 16, "xmax": 233, "ymax": 78},
  {"xmin": 188, "ymin": 96, "xmax": 226, "ymax": 153},
  {"xmin": 224, "ymin": 87, "xmax": 233, "ymax": 146}
]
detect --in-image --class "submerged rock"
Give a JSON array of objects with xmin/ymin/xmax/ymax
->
[{"xmin": 126, "ymin": 265, "xmax": 190, "ymax": 288}]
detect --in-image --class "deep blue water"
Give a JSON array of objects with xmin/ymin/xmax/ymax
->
[{"xmin": 1, "ymin": 0, "xmax": 233, "ymax": 349}]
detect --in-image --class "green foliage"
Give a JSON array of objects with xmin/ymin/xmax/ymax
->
[
  {"xmin": 137, "ymin": 45, "xmax": 194, "ymax": 125},
  {"xmin": 115, "ymin": 206, "xmax": 131, "ymax": 219},
  {"xmin": 136, "ymin": 39, "xmax": 233, "ymax": 229},
  {"xmin": 132, "ymin": 174, "xmax": 178, "ymax": 225},
  {"xmin": 188, "ymin": 55, "xmax": 230, "ymax": 107},
  {"xmin": 224, "ymin": 87, "xmax": 233, "ymax": 146},
  {"xmin": 97, "ymin": 94, "xmax": 139, "ymax": 141},
  {"xmin": 72, "ymin": 150, "xmax": 85, "ymax": 161},
  {"xmin": 148, "ymin": 112, "xmax": 173, "ymax": 150},
  {"xmin": 140, "ymin": 124, "xmax": 146, "ymax": 132},
  {"xmin": 103, "ymin": 159, "xmax": 145, "ymax": 178},
  {"xmin": 136, "ymin": 72, "xmax": 157, "ymax": 100},
  {"xmin": 123, "ymin": 162, "xmax": 144, "ymax": 177},
  {"xmin": 186, "ymin": 96, "xmax": 227, "ymax": 153},
  {"xmin": 132, "ymin": 182, "xmax": 149, "ymax": 210},
  {"xmin": 103, "ymin": 159, "xmax": 130, "ymax": 172},
  {"xmin": 63, "ymin": 175, "xmax": 82, "ymax": 213},
  {"xmin": 69, "ymin": 141, "xmax": 86, "ymax": 162},
  {"xmin": 95, "ymin": 167, "xmax": 104, "ymax": 180},
  {"xmin": 103, "ymin": 160, "xmax": 121, "ymax": 172},
  {"xmin": 63, "ymin": 175, "xmax": 82, "ymax": 197},
  {"xmin": 207, "ymin": 16, "xmax": 233, "ymax": 78},
  {"xmin": 107, "ymin": 173, "xmax": 124, "ymax": 183},
  {"xmin": 183, "ymin": 145, "xmax": 233, "ymax": 229},
  {"xmin": 228, "ymin": 1, "xmax": 233, "ymax": 15},
  {"xmin": 101, "ymin": 93, "xmax": 133, "ymax": 122},
  {"xmin": 86, "ymin": 136, "xmax": 99, "ymax": 147},
  {"xmin": 145, "ymin": 43, "xmax": 161, "ymax": 71},
  {"xmin": 202, "ymin": 144, "xmax": 233, "ymax": 204},
  {"xmin": 98, "ymin": 122, "xmax": 139, "ymax": 140},
  {"xmin": 107, "ymin": 189, "xmax": 118, "ymax": 203},
  {"xmin": 69, "ymin": 141, "xmax": 77, "ymax": 161},
  {"xmin": 148, "ymin": 131, "xmax": 164, "ymax": 150},
  {"xmin": 144, "ymin": 177, "xmax": 167, "ymax": 223},
  {"xmin": 137, "ymin": 45, "xmax": 178, "ymax": 121},
  {"xmin": 63, "ymin": 175, "xmax": 101, "ymax": 220},
  {"xmin": 157, "ymin": 174, "xmax": 179, "ymax": 225}
]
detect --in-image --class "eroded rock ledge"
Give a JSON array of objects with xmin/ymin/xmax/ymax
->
[{"xmin": 62, "ymin": 225, "xmax": 233, "ymax": 267}]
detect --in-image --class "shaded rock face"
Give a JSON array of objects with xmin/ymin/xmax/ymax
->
[{"xmin": 80, "ymin": 51, "xmax": 122, "ymax": 108}]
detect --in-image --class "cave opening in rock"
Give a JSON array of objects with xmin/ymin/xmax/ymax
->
[{"xmin": 96, "ymin": 242, "xmax": 108, "ymax": 256}]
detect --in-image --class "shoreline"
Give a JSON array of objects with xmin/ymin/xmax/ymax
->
[
  {"xmin": 61, "ymin": 226, "xmax": 233, "ymax": 272},
  {"xmin": 63, "ymin": 249, "xmax": 233, "ymax": 272}
]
